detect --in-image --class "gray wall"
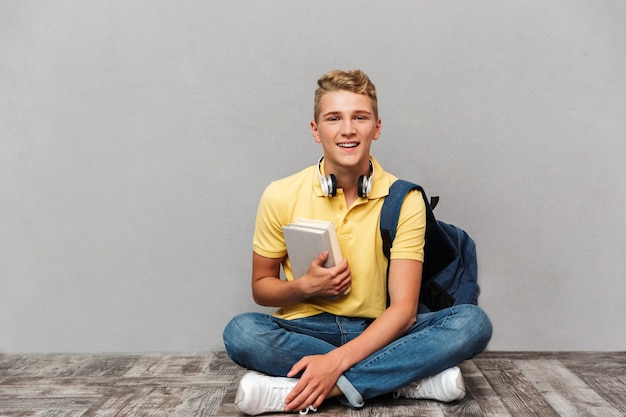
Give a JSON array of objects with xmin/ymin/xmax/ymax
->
[{"xmin": 2, "ymin": 1, "xmax": 625, "ymax": 353}]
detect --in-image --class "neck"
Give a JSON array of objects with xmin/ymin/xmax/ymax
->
[
  {"xmin": 331, "ymin": 159, "xmax": 372, "ymax": 204},
  {"xmin": 322, "ymin": 157, "xmax": 371, "ymax": 181}
]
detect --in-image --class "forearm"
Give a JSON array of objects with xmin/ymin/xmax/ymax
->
[
  {"xmin": 329, "ymin": 260, "xmax": 421, "ymax": 372},
  {"xmin": 283, "ymin": 310, "xmax": 414, "ymax": 413},
  {"xmin": 252, "ymin": 276, "xmax": 310, "ymax": 307},
  {"xmin": 251, "ymin": 251, "xmax": 351, "ymax": 307},
  {"xmin": 284, "ymin": 259, "xmax": 422, "ymax": 412},
  {"xmin": 327, "ymin": 304, "xmax": 416, "ymax": 372},
  {"xmin": 251, "ymin": 252, "xmax": 310, "ymax": 307}
]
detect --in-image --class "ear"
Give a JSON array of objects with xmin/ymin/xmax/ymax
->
[
  {"xmin": 310, "ymin": 120, "xmax": 321, "ymax": 143},
  {"xmin": 373, "ymin": 118, "xmax": 382, "ymax": 140}
]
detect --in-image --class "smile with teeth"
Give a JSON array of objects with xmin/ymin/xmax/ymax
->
[{"xmin": 338, "ymin": 143, "xmax": 358, "ymax": 148}]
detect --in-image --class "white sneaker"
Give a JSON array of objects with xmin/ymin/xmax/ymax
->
[
  {"xmin": 394, "ymin": 366, "xmax": 466, "ymax": 402},
  {"xmin": 234, "ymin": 371, "xmax": 317, "ymax": 415}
]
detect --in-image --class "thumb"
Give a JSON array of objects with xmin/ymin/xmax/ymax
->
[
  {"xmin": 287, "ymin": 357, "xmax": 309, "ymax": 378},
  {"xmin": 313, "ymin": 250, "xmax": 329, "ymax": 267}
]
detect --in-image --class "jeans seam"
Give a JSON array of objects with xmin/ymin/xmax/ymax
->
[
  {"xmin": 358, "ymin": 327, "xmax": 434, "ymax": 369},
  {"xmin": 357, "ymin": 307, "xmax": 461, "ymax": 369},
  {"xmin": 273, "ymin": 316, "xmax": 340, "ymax": 340}
]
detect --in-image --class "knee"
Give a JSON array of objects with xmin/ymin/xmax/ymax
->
[
  {"xmin": 453, "ymin": 304, "xmax": 493, "ymax": 356},
  {"xmin": 222, "ymin": 312, "xmax": 269, "ymax": 360},
  {"xmin": 222, "ymin": 317, "xmax": 236, "ymax": 356},
  {"xmin": 223, "ymin": 312, "xmax": 255, "ymax": 345}
]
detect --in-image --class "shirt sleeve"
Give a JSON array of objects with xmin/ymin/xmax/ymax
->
[
  {"xmin": 389, "ymin": 189, "xmax": 426, "ymax": 262},
  {"xmin": 252, "ymin": 182, "xmax": 288, "ymax": 259}
]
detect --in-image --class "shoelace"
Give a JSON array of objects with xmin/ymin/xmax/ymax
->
[
  {"xmin": 299, "ymin": 405, "xmax": 317, "ymax": 415},
  {"xmin": 265, "ymin": 384, "xmax": 295, "ymax": 411},
  {"xmin": 265, "ymin": 382, "xmax": 317, "ymax": 415},
  {"xmin": 264, "ymin": 378, "xmax": 316, "ymax": 415}
]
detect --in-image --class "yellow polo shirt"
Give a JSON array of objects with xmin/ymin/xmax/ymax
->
[{"xmin": 253, "ymin": 156, "xmax": 425, "ymax": 320}]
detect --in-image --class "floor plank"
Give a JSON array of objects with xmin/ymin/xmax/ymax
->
[
  {"xmin": 0, "ymin": 352, "xmax": 624, "ymax": 416},
  {"xmin": 517, "ymin": 359, "xmax": 623, "ymax": 417}
]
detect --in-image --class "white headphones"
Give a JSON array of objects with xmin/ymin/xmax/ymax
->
[{"xmin": 317, "ymin": 156, "xmax": 374, "ymax": 198}]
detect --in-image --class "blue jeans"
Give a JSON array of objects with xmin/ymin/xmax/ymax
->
[{"xmin": 223, "ymin": 304, "xmax": 492, "ymax": 408}]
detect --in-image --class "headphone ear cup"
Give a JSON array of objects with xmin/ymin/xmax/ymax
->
[
  {"xmin": 328, "ymin": 173, "xmax": 337, "ymax": 197},
  {"xmin": 358, "ymin": 175, "xmax": 366, "ymax": 198},
  {"xmin": 319, "ymin": 175, "xmax": 329, "ymax": 196},
  {"xmin": 358, "ymin": 175, "xmax": 373, "ymax": 198}
]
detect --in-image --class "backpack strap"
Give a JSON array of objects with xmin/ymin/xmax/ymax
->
[
  {"xmin": 380, "ymin": 180, "xmax": 434, "ymax": 260},
  {"xmin": 380, "ymin": 180, "xmax": 459, "ymax": 307}
]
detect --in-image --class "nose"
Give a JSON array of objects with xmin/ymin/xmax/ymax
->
[{"xmin": 341, "ymin": 119, "xmax": 356, "ymax": 136}]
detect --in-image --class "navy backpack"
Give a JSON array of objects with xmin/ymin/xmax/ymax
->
[{"xmin": 380, "ymin": 180, "xmax": 480, "ymax": 313}]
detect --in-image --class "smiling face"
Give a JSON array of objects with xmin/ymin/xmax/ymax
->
[{"xmin": 311, "ymin": 90, "xmax": 381, "ymax": 174}]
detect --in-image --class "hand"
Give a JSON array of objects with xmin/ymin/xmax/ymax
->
[
  {"xmin": 302, "ymin": 252, "xmax": 351, "ymax": 298},
  {"xmin": 284, "ymin": 354, "xmax": 343, "ymax": 412}
]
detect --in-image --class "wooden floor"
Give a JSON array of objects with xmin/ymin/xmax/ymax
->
[{"xmin": 0, "ymin": 351, "xmax": 624, "ymax": 416}]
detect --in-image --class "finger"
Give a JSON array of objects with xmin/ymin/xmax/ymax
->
[
  {"xmin": 285, "ymin": 378, "xmax": 306, "ymax": 405},
  {"xmin": 287, "ymin": 358, "xmax": 308, "ymax": 378},
  {"xmin": 314, "ymin": 251, "xmax": 329, "ymax": 267},
  {"xmin": 337, "ymin": 269, "xmax": 351, "ymax": 287},
  {"xmin": 286, "ymin": 386, "xmax": 320, "ymax": 413},
  {"xmin": 341, "ymin": 279, "xmax": 352, "ymax": 294},
  {"xmin": 329, "ymin": 259, "xmax": 347, "ymax": 274}
]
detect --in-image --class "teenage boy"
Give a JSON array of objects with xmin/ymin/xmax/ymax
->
[{"xmin": 223, "ymin": 69, "xmax": 492, "ymax": 415}]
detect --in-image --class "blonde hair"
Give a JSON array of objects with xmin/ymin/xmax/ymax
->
[{"xmin": 314, "ymin": 69, "xmax": 378, "ymax": 122}]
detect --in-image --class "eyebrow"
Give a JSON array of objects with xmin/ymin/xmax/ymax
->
[{"xmin": 322, "ymin": 110, "xmax": 373, "ymax": 117}]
